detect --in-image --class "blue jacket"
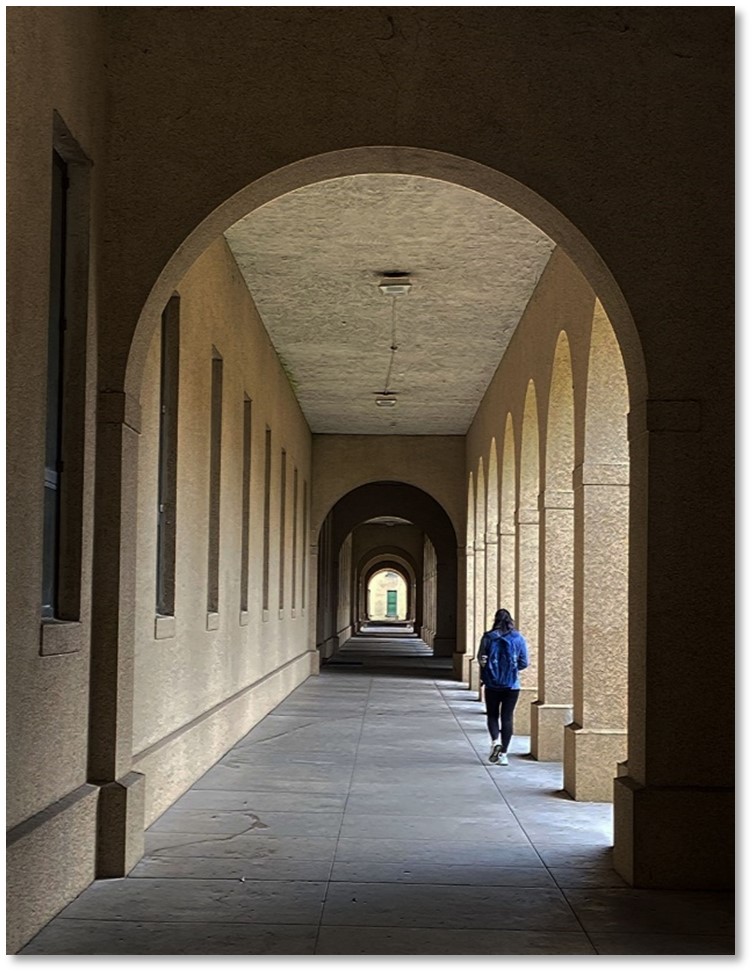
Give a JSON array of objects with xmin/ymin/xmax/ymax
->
[{"xmin": 477, "ymin": 629, "xmax": 529, "ymax": 689}]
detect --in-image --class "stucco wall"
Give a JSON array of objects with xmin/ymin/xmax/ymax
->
[
  {"xmin": 5, "ymin": 7, "xmax": 107, "ymax": 953},
  {"xmin": 312, "ymin": 435, "xmax": 466, "ymax": 542},
  {"xmin": 132, "ymin": 238, "xmax": 313, "ymax": 823}
]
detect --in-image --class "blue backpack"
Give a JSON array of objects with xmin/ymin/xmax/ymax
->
[{"xmin": 481, "ymin": 632, "xmax": 517, "ymax": 689}]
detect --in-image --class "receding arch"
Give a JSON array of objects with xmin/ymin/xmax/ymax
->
[
  {"xmin": 532, "ymin": 332, "xmax": 576, "ymax": 760},
  {"xmin": 485, "ymin": 439, "xmax": 500, "ymax": 631},
  {"xmin": 499, "ymin": 414, "xmax": 517, "ymax": 613},
  {"xmin": 318, "ymin": 481, "xmax": 458, "ymax": 659},
  {"xmin": 565, "ymin": 300, "xmax": 630, "ymax": 801},
  {"xmin": 546, "ymin": 333, "xmax": 576, "ymax": 491},
  {"xmin": 366, "ymin": 567, "xmax": 409, "ymax": 621},
  {"xmin": 357, "ymin": 547, "xmax": 419, "ymax": 629}
]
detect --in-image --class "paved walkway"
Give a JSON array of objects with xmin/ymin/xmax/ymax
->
[{"xmin": 22, "ymin": 635, "xmax": 734, "ymax": 955}]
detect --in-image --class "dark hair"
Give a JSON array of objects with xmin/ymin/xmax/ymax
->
[{"xmin": 492, "ymin": 608, "xmax": 515, "ymax": 633}]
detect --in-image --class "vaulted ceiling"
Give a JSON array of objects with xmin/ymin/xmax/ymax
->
[{"xmin": 224, "ymin": 174, "xmax": 555, "ymax": 435}]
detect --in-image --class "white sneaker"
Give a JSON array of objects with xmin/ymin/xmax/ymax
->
[
  {"xmin": 499, "ymin": 752, "xmax": 509, "ymax": 766},
  {"xmin": 489, "ymin": 743, "xmax": 502, "ymax": 764}
]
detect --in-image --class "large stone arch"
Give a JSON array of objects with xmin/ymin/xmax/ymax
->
[
  {"xmin": 117, "ymin": 147, "xmax": 646, "ymax": 404},
  {"xmin": 89, "ymin": 143, "xmax": 650, "ymax": 886}
]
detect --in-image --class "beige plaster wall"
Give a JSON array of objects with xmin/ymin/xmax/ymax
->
[
  {"xmin": 312, "ymin": 435, "xmax": 466, "ymax": 542},
  {"xmin": 5, "ymin": 7, "xmax": 106, "ymax": 953},
  {"xmin": 132, "ymin": 238, "xmax": 312, "ymax": 823}
]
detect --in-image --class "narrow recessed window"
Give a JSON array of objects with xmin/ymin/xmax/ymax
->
[
  {"xmin": 156, "ymin": 297, "xmax": 180, "ymax": 617},
  {"xmin": 240, "ymin": 396, "xmax": 252, "ymax": 613},
  {"xmin": 207, "ymin": 350, "xmax": 223, "ymax": 615},
  {"xmin": 302, "ymin": 480, "xmax": 308, "ymax": 610},
  {"xmin": 42, "ymin": 122, "xmax": 91, "ymax": 632},
  {"xmin": 292, "ymin": 467, "xmax": 298, "ymax": 610},
  {"xmin": 279, "ymin": 449, "xmax": 287, "ymax": 612},
  {"xmin": 42, "ymin": 151, "xmax": 67, "ymax": 619},
  {"xmin": 263, "ymin": 427, "xmax": 272, "ymax": 612}
]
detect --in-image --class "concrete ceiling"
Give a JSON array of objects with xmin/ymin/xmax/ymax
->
[{"xmin": 224, "ymin": 175, "xmax": 555, "ymax": 435}]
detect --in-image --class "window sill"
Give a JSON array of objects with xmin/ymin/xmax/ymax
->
[
  {"xmin": 206, "ymin": 612, "xmax": 220, "ymax": 631},
  {"xmin": 39, "ymin": 619, "xmax": 83, "ymax": 657},
  {"xmin": 239, "ymin": 610, "xmax": 249, "ymax": 627},
  {"xmin": 154, "ymin": 614, "xmax": 176, "ymax": 640}
]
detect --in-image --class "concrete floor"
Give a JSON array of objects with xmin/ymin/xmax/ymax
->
[{"xmin": 21, "ymin": 634, "xmax": 735, "ymax": 955}]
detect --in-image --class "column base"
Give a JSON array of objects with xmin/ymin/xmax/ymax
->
[
  {"xmin": 96, "ymin": 771, "xmax": 145, "ymax": 878},
  {"xmin": 514, "ymin": 687, "xmax": 536, "ymax": 737},
  {"xmin": 530, "ymin": 702, "xmax": 573, "ymax": 761},
  {"xmin": 433, "ymin": 636, "xmax": 455, "ymax": 657},
  {"xmin": 469, "ymin": 659, "xmax": 480, "ymax": 693},
  {"xmin": 453, "ymin": 653, "xmax": 470, "ymax": 683},
  {"xmin": 613, "ymin": 775, "xmax": 734, "ymax": 889},
  {"xmin": 563, "ymin": 723, "xmax": 626, "ymax": 801}
]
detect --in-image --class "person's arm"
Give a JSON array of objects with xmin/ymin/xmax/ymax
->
[
  {"xmin": 517, "ymin": 635, "xmax": 529, "ymax": 671},
  {"xmin": 477, "ymin": 634, "xmax": 489, "ymax": 668}
]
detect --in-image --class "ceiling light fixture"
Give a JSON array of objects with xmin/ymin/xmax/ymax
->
[
  {"xmin": 378, "ymin": 270, "xmax": 412, "ymax": 297},
  {"xmin": 374, "ymin": 272, "xmax": 411, "ymax": 408}
]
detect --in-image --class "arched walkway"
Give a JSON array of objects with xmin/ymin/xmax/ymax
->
[
  {"xmin": 315, "ymin": 482, "xmax": 458, "ymax": 663},
  {"xmin": 84, "ymin": 147, "xmax": 651, "ymax": 891},
  {"xmin": 5, "ymin": 10, "xmax": 735, "ymax": 954}
]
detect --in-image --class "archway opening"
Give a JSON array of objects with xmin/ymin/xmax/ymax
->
[
  {"xmin": 315, "ymin": 481, "xmax": 458, "ymax": 664},
  {"xmin": 366, "ymin": 568, "xmax": 409, "ymax": 622},
  {"xmin": 94, "ymin": 145, "xmax": 647, "ymax": 876}
]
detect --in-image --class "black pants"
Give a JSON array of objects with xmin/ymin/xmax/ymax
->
[{"xmin": 484, "ymin": 687, "xmax": 520, "ymax": 751}]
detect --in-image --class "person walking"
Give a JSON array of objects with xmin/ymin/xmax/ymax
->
[{"xmin": 477, "ymin": 608, "xmax": 529, "ymax": 765}]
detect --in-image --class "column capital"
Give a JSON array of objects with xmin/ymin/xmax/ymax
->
[
  {"xmin": 539, "ymin": 489, "xmax": 574, "ymax": 510},
  {"xmin": 628, "ymin": 399, "xmax": 701, "ymax": 439},
  {"xmin": 516, "ymin": 507, "xmax": 539, "ymax": 525},
  {"xmin": 484, "ymin": 532, "xmax": 499, "ymax": 545},
  {"xmin": 574, "ymin": 462, "xmax": 630, "ymax": 487}
]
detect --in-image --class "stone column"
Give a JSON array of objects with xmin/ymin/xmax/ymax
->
[
  {"xmin": 88, "ymin": 391, "xmax": 145, "ymax": 877},
  {"xmin": 498, "ymin": 522, "xmax": 516, "ymax": 613},
  {"xmin": 515, "ymin": 507, "xmax": 539, "ymax": 736},
  {"xmin": 614, "ymin": 400, "xmax": 733, "ymax": 888},
  {"xmin": 308, "ymin": 542, "xmax": 320, "ymax": 674},
  {"xmin": 531, "ymin": 489, "xmax": 574, "ymax": 760},
  {"xmin": 485, "ymin": 530, "xmax": 499, "ymax": 623},
  {"xmin": 564, "ymin": 462, "xmax": 628, "ymax": 801},
  {"xmin": 456, "ymin": 544, "xmax": 474, "ymax": 682},
  {"xmin": 469, "ymin": 541, "xmax": 486, "ymax": 693}
]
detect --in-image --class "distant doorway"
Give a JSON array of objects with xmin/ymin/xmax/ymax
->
[{"xmin": 367, "ymin": 569, "xmax": 408, "ymax": 621}]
